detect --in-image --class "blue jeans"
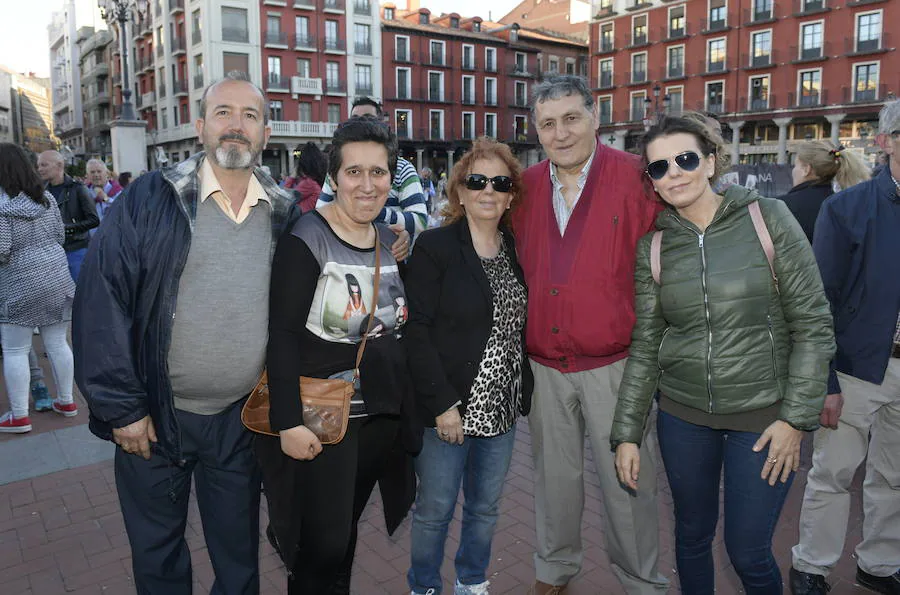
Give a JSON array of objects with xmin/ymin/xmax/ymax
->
[
  {"xmin": 66, "ymin": 247, "xmax": 87, "ymax": 283},
  {"xmin": 408, "ymin": 426, "xmax": 517, "ymax": 594},
  {"xmin": 657, "ymin": 410, "xmax": 793, "ymax": 595}
]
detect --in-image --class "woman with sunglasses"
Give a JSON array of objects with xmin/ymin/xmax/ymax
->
[
  {"xmin": 610, "ymin": 113, "xmax": 835, "ymax": 594},
  {"xmin": 405, "ymin": 137, "xmax": 533, "ymax": 595}
]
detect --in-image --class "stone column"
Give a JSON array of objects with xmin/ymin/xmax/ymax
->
[
  {"xmin": 825, "ymin": 113, "xmax": 847, "ymax": 146},
  {"xmin": 110, "ymin": 120, "xmax": 148, "ymax": 178},
  {"xmin": 415, "ymin": 148, "xmax": 424, "ymax": 171},
  {"xmin": 446, "ymin": 149, "xmax": 455, "ymax": 173},
  {"xmin": 613, "ymin": 130, "xmax": 628, "ymax": 151},
  {"xmin": 730, "ymin": 120, "xmax": 745, "ymax": 166},
  {"xmin": 772, "ymin": 117, "xmax": 792, "ymax": 165}
]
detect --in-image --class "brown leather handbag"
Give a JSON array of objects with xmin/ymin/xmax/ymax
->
[{"xmin": 241, "ymin": 241, "xmax": 381, "ymax": 444}]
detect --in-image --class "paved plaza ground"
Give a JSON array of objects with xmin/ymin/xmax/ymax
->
[{"xmin": 0, "ymin": 347, "xmax": 872, "ymax": 594}]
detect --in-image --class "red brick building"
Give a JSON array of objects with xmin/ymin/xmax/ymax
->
[{"xmin": 589, "ymin": 0, "xmax": 898, "ymax": 164}]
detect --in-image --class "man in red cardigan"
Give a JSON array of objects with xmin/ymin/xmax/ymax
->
[{"xmin": 513, "ymin": 75, "xmax": 668, "ymax": 595}]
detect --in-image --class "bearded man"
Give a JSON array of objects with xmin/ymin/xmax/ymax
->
[{"xmin": 72, "ymin": 72, "xmax": 294, "ymax": 595}]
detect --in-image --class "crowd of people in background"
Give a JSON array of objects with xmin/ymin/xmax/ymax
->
[{"xmin": 0, "ymin": 72, "xmax": 898, "ymax": 595}]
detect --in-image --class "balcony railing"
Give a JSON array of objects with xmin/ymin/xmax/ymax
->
[
  {"xmin": 82, "ymin": 62, "xmax": 109, "ymax": 82},
  {"xmin": 743, "ymin": 49, "xmax": 779, "ymax": 69},
  {"xmin": 844, "ymin": 83, "xmax": 889, "ymax": 104},
  {"xmin": 593, "ymin": 6, "xmax": 617, "ymax": 19},
  {"xmin": 174, "ymin": 80, "xmax": 189, "ymax": 96},
  {"xmin": 222, "ymin": 28, "xmax": 250, "ymax": 43},
  {"xmin": 325, "ymin": 80, "xmax": 347, "ymax": 94},
  {"xmin": 323, "ymin": 0, "xmax": 345, "ymax": 10},
  {"xmin": 666, "ymin": 64, "xmax": 685, "ymax": 79},
  {"xmin": 485, "ymin": 60, "xmax": 497, "ymax": 73},
  {"xmin": 294, "ymin": 34, "xmax": 317, "ymax": 49},
  {"xmin": 702, "ymin": 59, "xmax": 727, "ymax": 74},
  {"xmin": 631, "ymin": 70, "xmax": 647, "ymax": 84},
  {"xmin": 265, "ymin": 31, "xmax": 289, "ymax": 46},
  {"xmin": 846, "ymin": 33, "xmax": 889, "ymax": 55},
  {"xmin": 788, "ymin": 89, "xmax": 829, "ymax": 107},
  {"xmin": 461, "ymin": 57, "xmax": 476, "ymax": 71},
  {"xmin": 170, "ymin": 0, "xmax": 184, "ymax": 13},
  {"xmin": 508, "ymin": 63, "xmax": 531, "ymax": 76},
  {"xmin": 700, "ymin": 18, "xmax": 728, "ymax": 33},
  {"xmin": 192, "ymin": 29, "xmax": 201, "ymax": 45},
  {"xmin": 269, "ymin": 121, "xmax": 339, "ymax": 138},
  {"xmin": 484, "ymin": 95, "xmax": 498, "ymax": 106},
  {"xmin": 598, "ymin": 72, "xmax": 613, "ymax": 88},
  {"xmin": 193, "ymin": 74, "xmax": 204, "ymax": 89},
  {"xmin": 323, "ymin": 38, "xmax": 346, "ymax": 52},
  {"xmin": 291, "ymin": 76, "xmax": 323, "ymax": 95},
  {"xmin": 428, "ymin": 54, "xmax": 446, "ymax": 67},
  {"xmin": 356, "ymin": 84, "xmax": 374, "ymax": 96},
  {"xmin": 596, "ymin": 39, "xmax": 614, "ymax": 54},
  {"xmin": 394, "ymin": 48, "xmax": 412, "ymax": 62},
  {"xmin": 353, "ymin": 0, "xmax": 371, "ymax": 15},
  {"xmin": 747, "ymin": 95, "xmax": 774, "ymax": 111},
  {"xmin": 662, "ymin": 22, "xmax": 690, "ymax": 40},
  {"xmin": 171, "ymin": 36, "xmax": 186, "ymax": 55},
  {"xmin": 625, "ymin": 0, "xmax": 653, "ymax": 11},
  {"xmin": 354, "ymin": 42, "xmax": 372, "ymax": 55},
  {"xmin": 294, "ymin": 0, "xmax": 315, "ymax": 7},
  {"xmin": 461, "ymin": 93, "xmax": 476, "ymax": 105},
  {"xmin": 744, "ymin": 5, "xmax": 776, "ymax": 24},
  {"xmin": 267, "ymin": 74, "xmax": 289, "ymax": 90},
  {"xmin": 139, "ymin": 91, "xmax": 155, "ymax": 108},
  {"xmin": 509, "ymin": 93, "xmax": 529, "ymax": 108},
  {"xmin": 792, "ymin": 0, "xmax": 827, "ymax": 15},
  {"xmin": 790, "ymin": 41, "xmax": 830, "ymax": 62},
  {"xmin": 629, "ymin": 33, "xmax": 649, "ymax": 47}
]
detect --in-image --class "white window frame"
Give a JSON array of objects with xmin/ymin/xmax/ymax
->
[
  {"xmin": 629, "ymin": 90, "xmax": 647, "ymax": 122},
  {"xmin": 514, "ymin": 114, "xmax": 528, "ymax": 139},
  {"xmin": 514, "ymin": 80, "xmax": 527, "ymax": 106},
  {"xmin": 796, "ymin": 67, "xmax": 823, "ymax": 106},
  {"xmin": 750, "ymin": 28, "xmax": 773, "ymax": 63},
  {"xmin": 855, "ymin": 9, "xmax": 883, "ymax": 48},
  {"xmin": 851, "ymin": 60, "xmax": 880, "ymax": 101},
  {"xmin": 484, "ymin": 112, "xmax": 497, "ymax": 138},
  {"xmin": 704, "ymin": 79, "xmax": 726, "ymax": 111},
  {"xmin": 485, "ymin": 47, "xmax": 497, "ymax": 71},
  {"xmin": 462, "ymin": 74, "xmax": 475, "ymax": 104},
  {"xmin": 427, "ymin": 70, "xmax": 444, "ymax": 101},
  {"xmin": 598, "ymin": 58, "xmax": 614, "ymax": 87},
  {"xmin": 515, "ymin": 51, "xmax": 528, "ymax": 72},
  {"xmin": 802, "ymin": 0, "xmax": 825, "ymax": 10},
  {"xmin": 631, "ymin": 14, "xmax": 648, "ymax": 45},
  {"xmin": 394, "ymin": 108, "xmax": 412, "ymax": 137},
  {"xmin": 429, "ymin": 109, "xmax": 445, "ymax": 140},
  {"xmin": 484, "ymin": 77, "xmax": 497, "ymax": 106},
  {"xmin": 462, "ymin": 111, "xmax": 476, "ymax": 140},
  {"xmin": 707, "ymin": 0, "xmax": 729, "ymax": 28},
  {"xmin": 597, "ymin": 94, "xmax": 613, "ymax": 124},
  {"xmin": 665, "ymin": 85, "xmax": 684, "ymax": 114},
  {"xmin": 666, "ymin": 44, "xmax": 686, "ymax": 78},
  {"xmin": 395, "ymin": 67, "xmax": 411, "ymax": 99},
  {"xmin": 548, "ymin": 56, "xmax": 559, "ymax": 72},
  {"xmin": 462, "ymin": 43, "xmax": 475, "ymax": 69},
  {"xmin": 395, "ymin": 35, "xmax": 410, "ymax": 60},
  {"xmin": 798, "ymin": 19, "xmax": 825, "ymax": 57},
  {"xmin": 631, "ymin": 51, "xmax": 648, "ymax": 83},
  {"xmin": 668, "ymin": 4, "xmax": 686, "ymax": 37},
  {"xmin": 747, "ymin": 73, "xmax": 771, "ymax": 110},
  {"xmin": 707, "ymin": 36, "xmax": 727, "ymax": 70},
  {"xmin": 599, "ymin": 22, "xmax": 615, "ymax": 52},
  {"xmin": 430, "ymin": 39, "xmax": 446, "ymax": 65}
]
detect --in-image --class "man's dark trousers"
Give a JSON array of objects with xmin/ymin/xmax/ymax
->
[{"xmin": 115, "ymin": 398, "xmax": 261, "ymax": 595}]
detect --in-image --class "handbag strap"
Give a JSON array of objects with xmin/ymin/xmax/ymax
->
[{"xmin": 353, "ymin": 228, "xmax": 382, "ymax": 377}]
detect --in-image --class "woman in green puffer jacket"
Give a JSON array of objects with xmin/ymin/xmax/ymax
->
[{"xmin": 610, "ymin": 113, "xmax": 835, "ymax": 595}]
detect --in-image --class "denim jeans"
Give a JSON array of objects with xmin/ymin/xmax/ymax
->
[
  {"xmin": 657, "ymin": 410, "xmax": 793, "ymax": 595},
  {"xmin": 408, "ymin": 426, "xmax": 517, "ymax": 594},
  {"xmin": 66, "ymin": 247, "xmax": 87, "ymax": 283}
]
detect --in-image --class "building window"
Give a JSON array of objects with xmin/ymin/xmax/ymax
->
[
  {"xmin": 598, "ymin": 97, "xmax": 612, "ymax": 124},
  {"xmin": 428, "ymin": 71, "xmax": 444, "ymax": 101},
  {"xmin": 462, "ymin": 112, "xmax": 475, "ymax": 139},
  {"xmin": 355, "ymin": 65, "xmax": 372, "ymax": 95},
  {"xmin": 462, "ymin": 44, "xmax": 475, "ymax": 69},
  {"xmin": 630, "ymin": 92, "xmax": 646, "ymax": 122},
  {"xmin": 708, "ymin": 38, "xmax": 726, "ymax": 71},
  {"xmin": 269, "ymin": 100, "xmax": 283, "ymax": 121},
  {"xmin": 854, "ymin": 63, "xmax": 878, "ymax": 101},
  {"xmin": 326, "ymin": 61, "xmax": 340, "ymax": 87},
  {"xmin": 706, "ymin": 81, "xmax": 724, "ymax": 113},
  {"xmin": 800, "ymin": 22, "xmax": 823, "ymax": 58},
  {"xmin": 325, "ymin": 20, "xmax": 339, "ymax": 49},
  {"xmin": 395, "ymin": 36, "xmax": 409, "ymax": 61},
  {"xmin": 395, "ymin": 109, "xmax": 411, "ymax": 138},
  {"xmin": 267, "ymin": 56, "xmax": 282, "ymax": 88},
  {"xmin": 222, "ymin": 52, "xmax": 249, "ymax": 76},
  {"xmin": 514, "ymin": 81, "xmax": 527, "ymax": 106},
  {"xmin": 221, "ymin": 7, "xmax": 249, "ymax": 43},
  {"xmin": 856, "ymin": 12, "xmax": 882, "ymax": 52},
  {"xmin": 667, "ymin": 87, "xmax": 684, "ymax": 114},
  {"xmin": 515, "ymin": 52, "xmax": 527, "ymax": 73},
  {"xmin": 799, "ymin": 70, "xmax": 821, "ymax": 106},
  {"xmin": 753, "ymin": 0, "xmax": 772, "ymax": 20},
  {"xmin": 513, "ymin": 115, "xmax": 526, "ymax": 140},
  {"xmin": 632, "ymin": 15, "xmax": 647, "ymax": 45},
  {"xmin": 473, "ymin": 21, "xmax": 481, "ymax": 32},
  {"xmin": 297, "ymin": 58, "xmax": 310, "ymax": 78},
  {"xmin": 161, "ymin": 107, "xmax": 168, "ymax": 128},
  {"xmin": 750, "ymin": 75, "xmax": 769, "ymax": 110},
  {"xmin": 631, "ymin": 53, "xmax": 647, "ymax": 83},
  {"xmin": 266, "ymin": 15, "xmax": 282, "ymax": 45},
  {"xmin": 384, "ymin": 7, "xmax": 394, "ymax": 20},
  {"xmin": 298, "ymin": 102, "xmax": 311, "ymax": 121},
  {"xmin": 396, "ymin": 68, "xmax": 410, "ymax": 99},
  {"xmin": 548, "ymin": 58, "xmax": 559, "ymax": 73},
  {"xmin": 599, "ymin": 59, "xmax": 613, "ymax": 88},
  {"xmin": 419, "ymin": 12, "xmax": 429, "ymax": 25},
  {"xmin": 485, "ymin": 47, "xmax": 497, "ymax": 72},
  {"xmin": 191, "ymin": 9, "xmax": 201, "ymax": 45},
  {"xmin": 669, "ymin": 6, "xmax": 685, "ymax": 37},
  {"xmin": 328, "ymin": 103, "xmax": 341, "ymax": 123},
  {"xmin": 485, "ymin": 78, "xmax": 497, "ymax": 105},
  {"xmin": 600, "ymin": 23, "xmax": 613, "ymax": 52},
  {"xmin": 565, "ymin": 60, "xmax": 575, "ymax": 74},
  {"xmin": 667, "ymin": 46, "xmax": 684, "ymax": 78},
  {"xmin": 751, "ymin": 31, "xmax": 772, "ymax": 66},
  {"xmin": 295, "ymin": 16, "xmax": 310, "ymax": 46},
  {"xmin": 430, "ymin": 110, "xmax": 444, "ymax": 140},
  {"xmin": 709, "ymin": 0, "xmax": 726, "ymax": 29},
  {"xmin": 354, "ymin": 23, "xmax": 371, "ymax": 55},
  {"xmin": 485, "ymin": 113, "xmax": 496, "ymax": 138},
  {"xmin": 430, "ymin": 40, "xmax": 445, "ymax": 66},
  {"xmin": 462, "ymin": 75, "xmax": 475, "ymax": 104}
]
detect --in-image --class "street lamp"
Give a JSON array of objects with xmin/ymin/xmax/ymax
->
[
  {"xmin": 98, "ymin": 0, "xmax": 149, "ymax": 121},
  {"xmin": 643, "ymin": 84, "xmax": 671, "ymax": 131}
]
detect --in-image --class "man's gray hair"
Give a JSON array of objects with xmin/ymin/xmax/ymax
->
[
  {"xmin": 878, "ymin": 99, "xmax": 900, "ymax": 134},
  {"xmin": 199, "ymin": 71, "xmax": 268, "ymax": 124},
  {"xmin": 530, "ymin": 74, "xmax": 594, "ymax": 117},
  {"xmin": 86, "ymin": 158, "xmax": 108, "ymax": 171}
]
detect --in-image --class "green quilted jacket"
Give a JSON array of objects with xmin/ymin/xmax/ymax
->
[{"xmin": 611, "ymin": 185, "xmax": 835, "ymax": 447}]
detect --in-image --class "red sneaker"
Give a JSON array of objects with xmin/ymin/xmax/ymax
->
[
  {"xmin": 0, "ymin": 412, "xmax": 32, "ymax": 433},
  {"xmin": 51, "ymin": 400, "xmax": 78, "ymax": 418}
]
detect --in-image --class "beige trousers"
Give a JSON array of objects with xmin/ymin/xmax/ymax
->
[
  {"xmin": 529, "ymin": 358, "xmax": 669, "ymax": 593},
  {"xmin": 792, "ymin": 358, "xmax": 900, "ymax": 578}
]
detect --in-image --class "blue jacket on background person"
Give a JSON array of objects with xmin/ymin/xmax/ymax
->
[
  {"xmin": 71, "ymin": 155, "xmax": 293, "ymax": 463},
  {"xmin": 813, "ymin": 166, "xmax": 900, "ymax": 394}
]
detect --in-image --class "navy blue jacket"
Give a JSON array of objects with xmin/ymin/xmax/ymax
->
[
  {"xmin": 813, "ymin": 167, "xmax": 900, "ymax": 394},
  {"xmin": 72, "ymin": 154, "xmax": 293, "ymax": 463}
]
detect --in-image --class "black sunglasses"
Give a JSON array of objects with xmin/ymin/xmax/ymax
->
[
  {"xmin": 465, "ymin": 174, "xmax": 514, "ymax": 193},
  {"xmin": 646, "ymin": 151, "xmax": 703, "ymax": 181}
]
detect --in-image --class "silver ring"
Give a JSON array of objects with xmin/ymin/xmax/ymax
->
[{"xmin": 766, "ymin": 457, "xmax": 777, "ymax": 464}]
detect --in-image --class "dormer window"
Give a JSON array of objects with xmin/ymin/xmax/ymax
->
[
  {"xmin": 450, "ymin": 17, "xmax": 459, "ymax": 28},
  {"xmin": 473, "ymin": 21, "xmax": 481, "ymax": 32},
  {"xmin": 384, "ymin": 7, "xmax": 394, "ymax": 19},
  {"xmin": 419, "ymin": 13, "xmax": 429, "ymax": 24},
  {"xmin": 510, "ymin": 29, "xmax": 518, "ymax": 42}
]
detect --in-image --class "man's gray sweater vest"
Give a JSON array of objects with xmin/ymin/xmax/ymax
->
[{"xmin": 168, "ymin": 198, "xmax": 272, "ymax": 415}]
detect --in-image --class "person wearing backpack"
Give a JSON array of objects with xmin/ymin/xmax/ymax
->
[{"xmin": 610, "ymin": 112, "xmax": 835, "ymax": 595}]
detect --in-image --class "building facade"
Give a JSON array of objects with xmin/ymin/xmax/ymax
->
[
  {"xmin": 48, "ymin": 1, "xmax": 86, "ymax": 159},
  {"xmin": 0, "ymin": 71, "xmax": 14, "ymax": 144},
  {"xmin": 79, "ymin": 29, "xmax": 115, "ymax": 161},
  {"xmin": 589, "ymin": 0, "xmax": 898, "ymax": 164},
  {"xmin": 9, "ymin": 74, "xmax": 55, "ymax": 153}
]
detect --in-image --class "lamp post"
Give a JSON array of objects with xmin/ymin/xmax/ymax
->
[
  {"xmin": 98, "ymin": 0, "xmax": 148, "ymax": 121},
  {"xmin": 642, "ymin": 84, "xmax": 671, "ymax": 131}
]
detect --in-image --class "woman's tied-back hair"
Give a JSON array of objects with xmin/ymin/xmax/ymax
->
[
  {"xmin": 295, "ymin": 141, "xmax": 328, "ymax": 187},
  {"xmin": 794, "ymin": 140, "xmax": 871, "ymax": 190},
  {"xmin": 0, "ymin": 142, "xmax": 49, "ymax": 206},
  {"xmin": 639, "ymin": 112, "xmax": 731, "ymax": 185},
  {"xmin": 443, "ymin": 137, "xmax": 524, "ymax": 225},
  {"xmin": 327, "ymin": 115, "xmax": 398, "ymax": 186}
]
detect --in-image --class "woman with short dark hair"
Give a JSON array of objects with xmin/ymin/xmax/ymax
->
[{"xmin": 0, "ymin": 143, "xmax": 78, "ymax": 433}]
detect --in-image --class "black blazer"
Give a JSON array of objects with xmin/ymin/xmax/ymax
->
[
  {"xmin": 779, "ymin": 180, "xmax": 833, "ymax": 243},
  {"xmin": 404, "ymin": 218, "xmax": 533, "ymax": 427}
]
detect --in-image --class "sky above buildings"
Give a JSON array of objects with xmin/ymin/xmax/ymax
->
[{"xmin": 0, "ymin": 0, "xmax": 519, "ymax": 79}]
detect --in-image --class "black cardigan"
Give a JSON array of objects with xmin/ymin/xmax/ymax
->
[
  {"xmin": 403, "ymin": 218, "xmax": 534, "ymax": 428},
  {"xmin": 779, "ymin": 180, "xmax": 833, "ymax": 243}
]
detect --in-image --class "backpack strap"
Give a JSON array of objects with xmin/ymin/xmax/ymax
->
[
  {"xmin": 747, "ymin": 201, "xmax": 779, "ymax": 294},
  {"xmin": 650, "ymin": 230, "xmax": 663, "ymax": 285}
]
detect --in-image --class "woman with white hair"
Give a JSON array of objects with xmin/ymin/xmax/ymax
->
[{"xmin": 85, "ymin": 158, "xmax": 123, "ymax": 222}]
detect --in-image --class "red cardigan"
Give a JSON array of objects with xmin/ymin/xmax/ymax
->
[{"xmin": 512, "ymin": 143, "xmax": 662, "ymax": 373}]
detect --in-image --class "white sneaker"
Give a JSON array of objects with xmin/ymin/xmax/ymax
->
[{"xmin": 455, "ymin": 580, "xmax": 490, "ymax": 595}]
